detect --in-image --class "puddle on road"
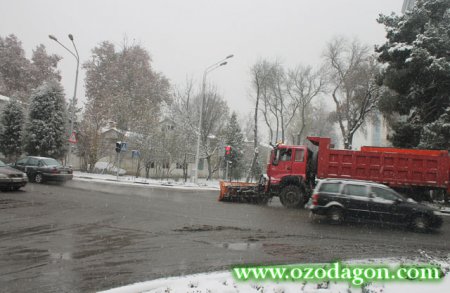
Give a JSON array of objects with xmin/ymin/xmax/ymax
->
[
  {"xmin": 50, "ymin": 252, "xmax": 73, "ymax": 261},
  {"xmin": 214, "ymin": 242, "xmax": 263, "ymax": 251}
]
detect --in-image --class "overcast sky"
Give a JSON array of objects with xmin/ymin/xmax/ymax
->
[{"xmin": 1, "ymin": 0, "xmax": 403, "ymax": 115}]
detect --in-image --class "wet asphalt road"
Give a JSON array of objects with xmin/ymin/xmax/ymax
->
[{"xmin": 0, "ymin": 180, "xmax": 449, "ymax": 292}]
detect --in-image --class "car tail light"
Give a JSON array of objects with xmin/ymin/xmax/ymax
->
[
  {"xmin": 51, "ymin": 167, "xmax": 59, "ymax": 174},
  {"xmin": 312, "ymin": 193, "xmax": 319, "ymax": 206}
]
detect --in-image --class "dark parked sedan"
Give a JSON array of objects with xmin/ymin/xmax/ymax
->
[
  {"xmin": 0, "ymin": 160, "xmax": 28, "ymax": 191},
  {"xmin": 12, "ymin": 156, "xmax": 73, "ymax": 183}
]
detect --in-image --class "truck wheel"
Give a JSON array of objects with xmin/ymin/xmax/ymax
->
[
  {"xmin": 410, "ymin": 215, "xmax": 429, "ymax": 232},
  {"xmin": 279, "ymin": 185, "xmax": 305, "ymax": 208},
  {"xmin": 327, "ymin": 207, "xmax": 344, "ymax": 224}
]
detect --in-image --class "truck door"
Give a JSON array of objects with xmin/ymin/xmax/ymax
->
[{"xmin": 292, "ymin": 148, "xmax": 307, "ymax": 179}]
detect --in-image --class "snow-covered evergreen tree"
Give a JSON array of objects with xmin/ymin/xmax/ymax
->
[
  {"xmin": 0, "ymin": 100, "xmax": 24, "ymax": 161},
  {"xmin": 24, "ymin": 80, "xmax": 68, "ymax": 158},
  {"xmin": 419, "ymin": 107, "xmax": 450, "ymax": 149},
  {"xmin": 376, "ymin": 0, "xmax": 450, "ymax": 148},
  {"xmin": 224, "ymin": 112, "xmax": 245, "ymax": 180}
]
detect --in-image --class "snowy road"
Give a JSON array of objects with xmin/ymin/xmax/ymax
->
[{"xmin": 0, "ymin": 181, "xmax": 449, "ymax": 292}]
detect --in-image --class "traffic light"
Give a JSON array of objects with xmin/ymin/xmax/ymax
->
[
  {"xmin": 225, "ymin": 145, "xmax": 232, "ymax": 157},
  {"xmin": 115, "ymin": 141, "xmax": 122, "ymax": 153}
]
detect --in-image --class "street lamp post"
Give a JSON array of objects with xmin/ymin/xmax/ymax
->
[
  {"xmin": 192, "ymin": 54, "xmax": 233, "ymax": 184},
  {"xmin": 49, "ymin": 34, "xmax": 79, "ymax": 166}
]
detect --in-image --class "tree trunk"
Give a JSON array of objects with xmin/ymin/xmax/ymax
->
[
  {"xmin": 135, "ymin": 159, "xmax": 141, "ymax": 177},
  {"xmin": 296, "ymin": 126, "xmax": 305, "ymax": 145},
  {"xmin": 247, "ymin": 89, "xmax": 260, "ymax": 182},
  {"xmin": 145, "ymin": 163, "xmax": 150, "ymax": 178},
  {"xmin": 183, "ymin": 153, "xmax": 188, "ymax": 183},
  {"xmin": 296, "ymin": 106, "xmax": 306, "ymax": 145},
  {"xmin": 206, "ymin": 155, "xmax": 212, "ymax": 180},
  {"xmin": 344, "ymin": 134, "xmax": 354, "ymax": 150}
]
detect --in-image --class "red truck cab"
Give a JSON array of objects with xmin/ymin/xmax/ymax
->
[
  {"xmin": 267, "ymin": 144, "xmax": 308, "ymax": 185},
  {"xmin": 266, "ymin": 144, "xmax": 314, "ymax": 206}
]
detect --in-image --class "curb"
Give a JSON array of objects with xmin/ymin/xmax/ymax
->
[{"xmin": 72, "ymin": 176, "xmax": 220, "ymax": 191}]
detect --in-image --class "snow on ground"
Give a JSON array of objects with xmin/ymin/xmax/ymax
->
[
  {"xmin": 424, "ymin": 201, "xmax": 450, "ymax": 215},
  {"xmin": 100, "ymin": 255, "xmax": 450, "ymax": 293},
  {"xmin": 73, "ymin": 171, "xmax": 221, "ymax": 191}
]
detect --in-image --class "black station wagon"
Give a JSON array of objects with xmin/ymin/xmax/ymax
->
[{"xmin": 305, "ymin": 179, "xmax": 443, "ymax": 232}]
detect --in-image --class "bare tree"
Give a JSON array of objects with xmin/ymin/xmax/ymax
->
[
  {"xmin": 170, "ymin": 79, "xmax": 197, "ymax": 181},
  {"xmin": 257, "ymin": 61, "xmax": 284, "ymax": 143},
  {"xmin": 257, "ymin": 60, "xmax": 318, "ymax": 145},
  {"xmin": 323, "ymin": 37, "xmax": 381, "ymax": 149},
  {"xmin": 286, "ymin": 65, "xmax": 326, "ymax": 144},
  {"xmin": 305, "ymin": 99, "xmax": 338, "ymax": 140},
  {"xmin": 246, "ymin": 60, "xmax": 271, "ymax": 182},
  {"xmin": 77, "ymin": 103, "xmax": 103, "ymax": 172},
  {"xmin": 199, "ymin": 88, "xmax": 229, "ymax": 180},
  {"xmin": 170, "ymin": 81, "xmax": 228, "ymax": 180}
]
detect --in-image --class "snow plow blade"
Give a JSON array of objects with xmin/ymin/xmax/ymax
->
[{"xmin": 219, "ymin": 181, "xmax": 269, "ymax": 204}]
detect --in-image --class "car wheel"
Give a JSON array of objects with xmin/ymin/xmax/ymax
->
[
  {"xmin": 279, "ymin": 185, "xmax": 305, "ymax": 208},
  {"xmin": 34, "ymin": 173, "xmax": 44, "ymax": 183},
  {"xmin": 327, "ymin": 207, "xmax": 344, "ymax": 224},
  {"xmin": 411, "ymin": 215, "xmax": 429, "ymax": 232}
]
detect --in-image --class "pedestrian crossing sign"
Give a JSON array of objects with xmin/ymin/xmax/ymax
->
[{"xmin": 68, "ymin": 131, "xmax": 77, "ymax": 144}]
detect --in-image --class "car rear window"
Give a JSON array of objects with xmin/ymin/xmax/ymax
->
[
  {"xmin": 42, "ymin": 158, "xmax": 62, "ymax": 166},
  {"xmin": 319, "ymin": 183, "xmax": 340, "ymax": 193}
]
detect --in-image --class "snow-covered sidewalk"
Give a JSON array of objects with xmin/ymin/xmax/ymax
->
[
  {"xmin": 73, "ymin": 171, "xmax": 220, "ymax": 191},
  {"xmin": 99, "ymin": 256, "xmax": 450, "ymax": 293}
]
